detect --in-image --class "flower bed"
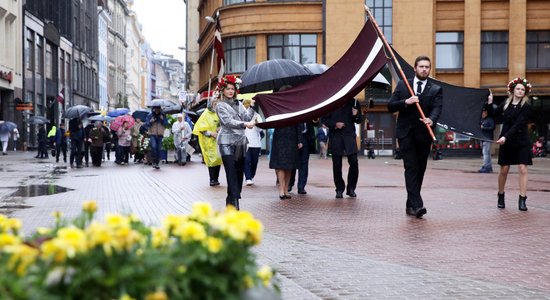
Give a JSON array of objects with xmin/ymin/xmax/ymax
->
[{"xmin": 0, "ymin": 202, "xmax": 278, "ymax": 299}]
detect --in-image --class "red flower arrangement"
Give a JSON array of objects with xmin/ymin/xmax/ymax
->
[
  {"xmin": 507, "ymin": 77, "xmax": 532, "ymax": 94},
  {"xmin": 216, "ymin": 75, "xmax": 242, "ymax": 93}
]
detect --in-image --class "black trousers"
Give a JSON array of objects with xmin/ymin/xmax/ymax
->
[
  {"xmin": 90, "ymin": 146, "xmax": 103, "ymax": 166},
  {"xmin": 331, "ymin": 153, "xmax": 358, "ymax": 193},
  {"xmin": 208, "ymin": 165, "xmax": 221, "ymax": 181},
  {"xmin": 221, "ymin": 153, "xmax": 245, "ymax": 201},
  {"xmin": 83, "ymin": 142, "xmax": 90, "ymax": 164},
  {"xmin": 56, "ymin": 143, "xmax": 67, "ymax": 161},
  {"xmin": 70, "ymin": 139, "xmax": 83, "ymax": 166},
  {"xmin": 398, "ymin": 134, "xmax": 431, "ymax": 209},
  {"xmin": 289, "ymin": 142, "xmax": 310, "ymax": 191}
]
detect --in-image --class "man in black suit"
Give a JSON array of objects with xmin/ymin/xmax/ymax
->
[
  {"xmin": 388, "ymin": 55, "xmax": 442, "ymax": 218},
  {"xmin": 321, "ymin": 98, "xmax": 363, "ymax": 198}
]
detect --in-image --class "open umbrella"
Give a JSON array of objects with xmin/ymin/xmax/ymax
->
[
  {"xmin": 28, "ymin": 116, "xmax": 50, "ymax": 125},
  {"xmin": 240, "ymin": 59, "xmax": 314, "ymax": 93},
  {"xmin": 88, "ymin": 115, "xmax": 111, "ymax": 122},
  {"xmin": 304, "ymin": 63, "xmax": 329, "ymax": 75},
  {"xmin": 147, "ymin": 99, "xmax": 177, "ymax": 108},
  {"xmin": 132, "ymin": 109, "xmax": 150, "ymax": 121},
  {"xmin": 162, "ymin": 103, "xmax": 182, "ymax": 114},
  {"xmin": 64, "ymin": 105, "xmax": 92, "ymax": 119},
  {"xmin": 0, "ymin": 121, "xmax": 17, "ymax": 134},
  {"xmin": 110, "ymin": 115, "xmax": 135, "ymax": 131},
  {"xmin": 107, "ymin": 108, "xmax": 130, "ymax": 117}
]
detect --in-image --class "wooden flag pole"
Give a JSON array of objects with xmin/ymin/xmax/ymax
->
[{"xmin": 364, "ymin": 5, "xmax": 437, "ymax": 142}]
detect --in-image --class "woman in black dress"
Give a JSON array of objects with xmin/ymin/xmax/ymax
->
[
  {"xmin": 269, "ymin": 125, "xmax": 302, "ymax": 199},
  {"xmin": 488, "ymin": 77, "xmax": 532, "ymax": 211}
]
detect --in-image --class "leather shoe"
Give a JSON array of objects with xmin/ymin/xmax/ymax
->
[
  {"xmin": 335, "ymin": 191, "xmax": 343, "ymax": 198},
  {"xmin": 406, "ymin": 207, "xmax": 415, "ymax": 216},
  {"xmin": 346, "ymin": 191, "xmax": 357, "ymax": 198},
  {"xmin": 297, "ymin": 189, "xmax": 307, "ymax": 195},
  {"xmin": 411, "ymin": 207, "xmax": 427, "ymax": 218}
]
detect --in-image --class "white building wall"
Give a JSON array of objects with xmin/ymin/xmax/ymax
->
[
  {"xmin": 125, "ymin": 11, "xmax": 143, "ymax": 111},
  {"xmin": 0, "ymin": 0, "xmax": 23, "ymax": 91},
  {"xmin": 98, "ymin": 8, "xmax": 110, "ymax": 111}
]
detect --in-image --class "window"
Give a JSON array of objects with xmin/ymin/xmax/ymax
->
[
  {"xmin": 526, "ymin": 31, "xmax": 550, "ymax": 69},
  {"xmin": 366, "ymin": 0, "xmax": 392, "ymax": 43},
  {"xmin": 224, "ymin": 36, "xmax": 256, "ymax": 73},
  {"xmin": 435, "ymin": 32, "xmax": 463, "ymax": 70},
  {"xmin": 481, "ymin": 31, "xmax": 508, "ymax": 70},
  {"xmin": 36, "ymin": 36, "xmax": 44, "ymax": 75},
  {"xmin": 45, "ymin": 43, "xmax": 53, "ymax": 79},
  {"xmin": 268, "ymin": 34, "xmax": 317, "ymax": 64},
  {"xmin": 224, "ymin": 0, "xmax": 254, "ymax": 5},
  {"xmin": 25, "ymin": 29, "xmax": 34, "ymax": 71}
]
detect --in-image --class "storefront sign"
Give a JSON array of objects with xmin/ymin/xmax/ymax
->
[
  {"xmin": 0, "ymin": 71, "xmax": 13, "ymax": 84},
  {"xmin": 16, "ymin": 104, "xmax": 33, "ymax": 111}
]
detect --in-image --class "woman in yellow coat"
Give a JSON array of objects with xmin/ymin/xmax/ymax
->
[{"xmin": 192, "ymin": 99, "xmax": 222, "ymax": 186}]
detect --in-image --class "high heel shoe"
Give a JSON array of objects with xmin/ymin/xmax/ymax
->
[
  {"xmin": 279, "ymin": 195, "xmax": 286, "ymax": 200},
  {"xmin": 284, "ymin": 194, "xmax": 292, "ymax": 199}
]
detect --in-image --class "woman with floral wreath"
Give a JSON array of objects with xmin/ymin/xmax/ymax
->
[
  {"xmin": 215, "ymin": 75, "xmax": 255, "ymax": 210},
  {"xmin": 487, "ymin": 77, "xmax": 532, "ymax": 211}
]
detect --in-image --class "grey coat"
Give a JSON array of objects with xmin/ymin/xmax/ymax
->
[{"xmin": 216, "ymin": 97, "xmax": 254, "ymax": 146}]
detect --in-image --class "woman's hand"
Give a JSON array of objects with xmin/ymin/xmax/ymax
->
[
  {"xmin": 496, "ymin": 136, "xmax": 506, "ymax": 145},
  {"xmin": 487, "ymin": 90, "xmax": 493, "ymax": 104}
]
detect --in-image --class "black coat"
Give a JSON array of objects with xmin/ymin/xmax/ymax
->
[
  {"xmin": 321, "ymin": 99, "xmax": 363, "ymax": 156},
  {"xmin": 388, "ymin": 79, "xmax": 442, "ymax": 143}
]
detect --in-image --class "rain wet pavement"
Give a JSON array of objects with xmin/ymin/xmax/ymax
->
[{"xmin": 8, "ymin": 184, "xmax": 73, "ymax": 198}]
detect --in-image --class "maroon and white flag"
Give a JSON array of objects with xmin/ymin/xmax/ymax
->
[
  {"xmin": 214, "ymin": 18, "xmax": 225, "ymax": 80},
  {"xmin": 56, "ymin": 88, "xmax": 65, "ymax": 104},
  {"xmin": 253, "ymin": 19, "xmax": 389, "ymax": 128}
]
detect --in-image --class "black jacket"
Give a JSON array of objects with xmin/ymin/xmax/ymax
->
[
  {"xmin": 321, "ymin": 99, "xmax": 363, "ymax": 156},
  {"xmin": 388, "ymin": 79, "xmax": 443, "ymax": 143}
]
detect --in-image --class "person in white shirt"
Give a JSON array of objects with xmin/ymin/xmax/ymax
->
[
  {"xmin": 172, "ymin": 113, "xmax": 192, "ymax": 166},
  {"xmin": 242, "ymin": 99, "xmax": 263, "ymax": 185}
]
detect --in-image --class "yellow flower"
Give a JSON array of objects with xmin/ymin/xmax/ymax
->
[
  {"xmin": 52, "ymin": 211, "xmax": 63, "ymax": 219},
  {"xmin": 243, "ymin": 275, "xmax": 254, "ymax": 288},
  {"xmin": 145, "ymin": 290, "xmax": 168, "ymax": 300},
  {"xmin": 257, "ymin": 265, "xmax": 273, "ymax": 287},
  {"xmin": 86, "ymin": 222, "xmax": 114, "ymax": 256},
  {"xmin": 175, "ymin": 221, "xmax": 206, "ymax": 242},
  {"xmin": 0, "ymin": 217, "xmax": 22, "ymax": 234},
  {"xmin": 0, "ymin": 233, "xmax": 21, "ymax": 248},
  {"xmin": 163, "ymin": 215, "xmax": 188, "ymax": 234},
  {"xmin": 245, "ymin": 218, "xmax": 263, "ymax": 245},
  {"xmin": 119, "ymin": 294, "xmax": 136, "ymax": 300},
  {"xmin": 177, "ymin": 265, "xmax": 187, "ymax": 274},
  {"xmin": 4, "ymin": 244, "xmax": 39, "ymax": 276},
  {"xmin": 190, "ymin": 202, "xmax": 213, "ymax": 221},
  {"xmin": 42, "ymin": 226, "xmax": 87, "ymax": 262},
  {"xmin": 105, "ymin": 214, "xmax": 130, "ymax": 229},
  {"xmin": 82, "ymin": 200, "xmax": 97, "ymax": 213},
  {"xmin": 151, "ymin": 227, "xmax": 170, "ymax": 248},
  {"xmin": 37, "ymin": 227, "xmax": 52, "ymax": 235},
  {"xmin": 205, "ymin": 237, "xmax": 223, "ymax": 253}
]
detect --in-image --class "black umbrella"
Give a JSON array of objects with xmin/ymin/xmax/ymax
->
[
  {"xmin": 132, "ymin": 109, "xmax": 150, "ymax": 121},
  {"xmin": 63, "ymin": 105, "xmax": 92, "ymax": 119},
  {"xmin": 304, "ymin": 63, "xmax": 329, "ymax": 75},
  {"xmin": 147, "ymin": 99, "xmax": 177, "ymax": 108},
  {"xmin": 28, "ymin": 116, "xmax": 50, "ymax": 125},
  {"xmin": 0, "ymin": 121, "xmax": 17, "ymax": 134},
  {"xmin": 240, "ymin": 59, "xmax": 314, "ymax": 93},
  {"xmin": 162, "ymin": 103, "xmax": 182, "ymax": 114},
  {"xmin": 88, "ymin": 115, "xmax": 111, "ymax": 122}
]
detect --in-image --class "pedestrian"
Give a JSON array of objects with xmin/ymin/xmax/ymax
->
[
  {"xmin": 131, "ymin": 118, "xmax": 144, "ymax": 163},
  {"xmin": 321, "ymin": 98, "xmax": 363, "ymax": 199},
  {"xmin": 172, "ymin": 113, "xmax": 192, "ymax": 166},
  {"xmin": 12, "ymin": 128, "xmax": 20, "ymax": 151},
  {"xmin": 37, "ymin": 124, "xmax": 49, "ymax": 159},
  {"xmin": 487, "ymin": 77, "xmax": 532, "ymax": 211},
  {"xmin": 83, "ymin": 122, "xmax": 94, "ymax": 167},
  {"xmin": 270, "ymin": 124, "xmax": 302, "ymax": 200},
  {"xmin": 55, "ymin": 122, "xmax": 68, "ymax": 163},
  {"xmin": 388, "ymin": 55, "xmax": 442, "ymax": 218},
  {"xmin": 47, "ymin": 125, "xmax": 57, "ymax": 155},
  {"xmin": 69, "ymin": 119, "xmax": 84, "ymax": 168},
  {"xmin": 288, "ymin": 121, "xmax": 316, "ymax": 194},
  {"xmin": 116, "ymin": 121, "xmax": 132, "ymax": 165},
  {"xmin": 89, "ymin": 121, "xmax": 108, "ymax": 167},
  {"xmin": 317, "ymin": 123, "xmax": 329, "ymax": 159},
  {"xmin": 0, "ymin": 129, "xmax": 9, "ymax": 155},
  {"xmin": 192, "ymin": 99, "xmax": 222, "ymax": 187},
  {"xmin": 215, "ymin": 75, "xmax": 255, "ymax": 209},
  {"xmin": 478, "ymin": 108, "xmax": 495, "ymax": 173},
  {"xmin": 101, "ymin": 122, "xmax": 111, "ymax": 162},
  {"xmin": 146, "ymin": 106, "xmax": 168, "ymax": 169},
  {"xmin": 243, "ymin": 98, "xmax": 263, "ymax": 186}
]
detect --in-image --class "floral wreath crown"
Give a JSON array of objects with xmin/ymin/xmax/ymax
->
[
  {"xmin": 216, "ymin": 75, "xmax": 241, "ymax": 93},
  {"xmin": 507, "ymin": 77, "xmax": 532, "ymax": 94}
]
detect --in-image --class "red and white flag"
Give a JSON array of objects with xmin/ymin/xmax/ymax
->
[
  {"xmin": 56, "ymin": 88, "xmax": 65, "ymax": 104},
  {"xmin": 213, "ymin": 17, "xmax": 225, "ymax": 80}
]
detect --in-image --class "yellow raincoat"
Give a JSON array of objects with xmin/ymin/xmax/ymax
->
[
  {"xmin": 192, "ymin": 108, "xmax": 222, "ymax": 167},
  {"xmin": 47, "ymin": 126, "xmax": 57, "ymax": 138}
]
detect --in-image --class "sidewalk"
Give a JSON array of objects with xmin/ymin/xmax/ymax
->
[{"xmin": 1, "ymin": 151, "xmax": 549, "ymax": 299}]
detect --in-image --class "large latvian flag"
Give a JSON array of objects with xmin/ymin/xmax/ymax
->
[
  {"xmin": 214, "ymin": 18, "xmax": 225, "ymax": 80},
  {"xmin": 253, "ymin": 19, "xmax": 389, "ymax": 128}
]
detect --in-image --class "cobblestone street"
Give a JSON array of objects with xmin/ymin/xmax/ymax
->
[{"xmin": 1, "ymin": 151, "xmax": 549, "ymax": 299}]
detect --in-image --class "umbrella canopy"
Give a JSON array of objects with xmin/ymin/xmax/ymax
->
[
  {"xmin": 88, "ymin": 115, "xmax": 111, "ymax": 122},
  {"xmin": 304, "ymin": 63, "xmax": 329, "ymax": 75},
  {"xmin": 0, "ymin": 121, "xmax": 17, "ymax": 134},
  {"xmin": 240, "ymin": 59, "xmax": 314, "ymax": 94},
  {"xmin": 110, "ymin": 115, "xmax": 135, "ymax": 131},
  {"xmin": 162, "ymin": 103, "xmax": 182, "ymax": 114},
  {"xmin": 107, "ymin": 108, "xmax": 130, "ymax": 117},
  {"xmin": 132, "ymin": 109, "xmax": 149, "ymax": 121},
  {"xmin": 28, "ymin": 116, "xmax": 50, "ymax": 125},
  {"xmin": 64, "ymin": 105, "xmax": 92, "ymax": 119},
  {"xmin": 147, "ymin": 99, "xmax": 177, "ymax": 108}
]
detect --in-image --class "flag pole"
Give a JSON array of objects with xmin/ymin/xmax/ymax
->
[
  {"xmin": 364, "ymin": 5, "xmax": 436, "ymax": 143},
  {"xmin": 206, "ymin": 13, "xmax": 218, "ymax": 104}
]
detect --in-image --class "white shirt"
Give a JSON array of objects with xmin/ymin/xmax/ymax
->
[
  {"xmin": 413, "ymin": 77, "xmax": 427, "ymax": 95},
  {"xmin": 245, "ymin": 112, "xmax": 263, "ymax": 148}
]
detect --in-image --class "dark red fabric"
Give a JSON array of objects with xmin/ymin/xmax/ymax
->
[
  {"xmin": 254, "ymin": 20, "xmax": 388, "ymax": 129},
  {"xmin": 214, "ymin": 19, "xmax": 224, "ymax": 76}
]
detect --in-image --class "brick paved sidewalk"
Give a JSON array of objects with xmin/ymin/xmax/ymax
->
[{"xmin": 1, "ymin": 151, "xmax": 549, "ymax": 299}]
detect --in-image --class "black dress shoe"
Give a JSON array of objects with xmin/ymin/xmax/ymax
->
[
  {"xmin": 406, "ymin": 207, "xmax": 415, "ymax": 216},
  {"xmin": 297, "ymin": 189, "xmax": 307, "ymax": 195},
  {"xmin": 411, "ymin": 207, "xmax": 427, "ymax": 218},
  {"xmin": 335, "ymin": 191, "xmax": 343, "ymax": 198},
  {"xmin": 284, "ymin": 194, "xmax": 292, "ymax": 199},
  {"xmin": 346, "ymin": 191, "xmax": 357, "ymax": 198}
]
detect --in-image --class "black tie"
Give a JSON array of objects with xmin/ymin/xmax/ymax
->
[{"xmin": 416, "ymin": 81, "xmax": 423, "ymax": 96}]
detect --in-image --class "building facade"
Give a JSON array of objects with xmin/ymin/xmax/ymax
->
[
  {"xmin": 125, "ymin": 10, "xmax": 144, "ymax": 111},
  {"xmin": 98, "ymin": 1, "xmax": 110, "ymax": 111},
  {"xmin": 140, "ymin": 41, "xmax": 153, "ymax": 106},
  {"xmin": 195, "ymin": 0, "xmax": 550, "ymax": 155},
  {"xmin": 0, "ymin": 0, "xmax": 23, "ymax": 136},
  {"xmin": 107, "ymin": 0, "xmax": 128, "ymax": 109},
  {"xmin": 152, "ymin": 52, "xmax": 185, "ymax": 103}
]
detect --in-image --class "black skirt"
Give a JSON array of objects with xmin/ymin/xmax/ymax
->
[{"xmin": 498, "ymin": 144, "xmax": 532, "ymax": 166}]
